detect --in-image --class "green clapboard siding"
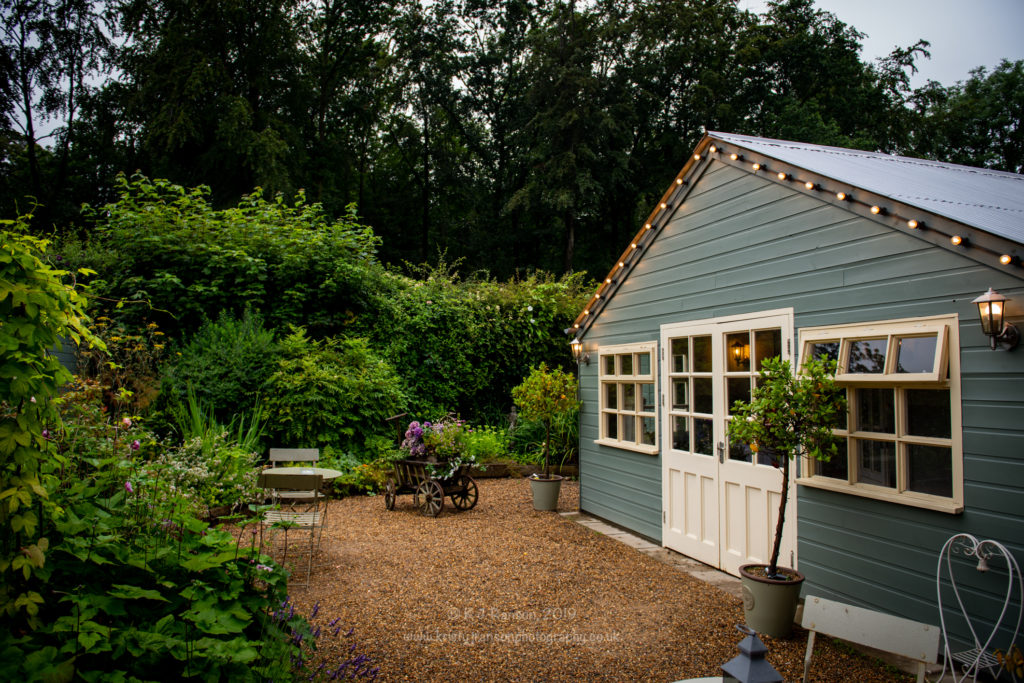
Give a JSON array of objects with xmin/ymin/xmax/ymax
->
[{"xmin": 578, "ymin": 159, "xmax": 1024, "ymax": 653}]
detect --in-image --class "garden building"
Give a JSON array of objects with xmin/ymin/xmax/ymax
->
[{"xmin": 569, "ymin": 132, "xmax": 1023, "ymax": 653}]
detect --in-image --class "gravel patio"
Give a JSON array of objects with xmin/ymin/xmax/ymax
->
[{"xmin": 285, "ymin": 478, "xmax": 910, "ymax": 682}]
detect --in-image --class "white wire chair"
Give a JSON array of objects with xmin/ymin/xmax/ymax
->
[{"xmin": 257, "ymin": 472, "xmax": 326, "ymax": 586}]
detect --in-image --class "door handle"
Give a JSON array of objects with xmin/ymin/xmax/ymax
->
[{"xmin": 717, "ymin": 441, "xmax": 725, "ymax": 464}]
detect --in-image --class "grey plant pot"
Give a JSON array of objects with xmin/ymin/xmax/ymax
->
[
  {"xmin": 529, "ymin": 475, "xmax": 564, "ymax": 511},
  {"xmin": 738, "ymin": 563, "xmax": 805, "ymax": 639}
]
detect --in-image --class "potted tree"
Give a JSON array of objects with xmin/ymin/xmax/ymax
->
[
  {"xmin": 727, "ymin": 355, "xmax": 846, "ymax": 638},
  {"xmin": 511, "ymin": 363, "xmax": 579, "ymax": 510}
]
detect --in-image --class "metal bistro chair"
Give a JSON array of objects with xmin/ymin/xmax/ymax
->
[
  {"xmin": 257, "ymin": 472, "xmax": 326, "ymax": 586},
  {"xmin": 267, "ymin": 448, "xmax": 320, "ymax": 504}
]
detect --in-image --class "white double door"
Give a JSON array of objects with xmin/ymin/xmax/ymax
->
[{"xmin": 660, "ymin": 310, "xmax": 797, "ymax": 577}]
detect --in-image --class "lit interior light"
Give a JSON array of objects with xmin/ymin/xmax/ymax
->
[
  {"xmin": 907, "ymin": 219, "xmax": 919, "ymax": 229},
  {"xmin": 752, "ymin": 163, "xmax": 761, "ymax": 171},
  {"xmin": 836, "ymin": 192, "xmax": 847, "ymax": 201},
  {"xmin": 777, "ymin": 172, "xmax": 787, "ymax": 180}
]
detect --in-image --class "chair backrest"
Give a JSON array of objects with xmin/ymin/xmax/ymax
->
[
  {"xmin": 258, "ymin": 472, "xmax": 323, "ymax": 495},
  {"xmin": 802, "ymin": 594, "xmax": 940, "ymax": 663},
  {"xmin": 268, "ymin": 448, "xmax": 319, "ymax": 465}
]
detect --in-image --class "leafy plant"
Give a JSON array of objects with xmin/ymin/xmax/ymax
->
[
  {"xmin": 262, "ymin": 328, "xmax": 408, "ymax": 454},
  {"xmin": 76, "ymin": 316, "xmax": 168, "ymax": 413},
  {"xmin": 157, "ymin": 309, "xmax": 279, "ymax": 426},
  {"xmin": 509, "ymin": 407, "xmax": 579, "ymax": 469},
  {"xmin": 510, "ymin": 364, "xmax": 579, "ymax": 479},
  {"xmin": 463, "ymin": 424, "xmax": 509, "ymax": 463},
  {"xmin": 0, "ymin": 218, "xmax": 102, "ymax": 627},
  {"xmin": 726, "ymin": 356, "xmax": 846, "ymax": 577}
]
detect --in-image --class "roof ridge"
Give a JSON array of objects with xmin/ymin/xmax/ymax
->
[{"xmin": 893, "ymin": 193, "xmax": 1024, "ymax": 215}]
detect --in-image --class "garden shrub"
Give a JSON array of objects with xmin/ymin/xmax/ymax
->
[
  {"xmin": 463, "ymin": 424, "xmax": 509, "ymax": 462},
  {"xmin": 158, "ymin": 310, "xmax": 278, "ymax": 427},
  {"xmin": 74, "ymin": 173, "xmax": 383, "ymax": 338},
  {"xmin": 262, "ymin": 328, "xmax": 408, "ymax": 455},
  {"xmin": 76, "ymin": 316, "xmax": 168, "ymax": 413},
  {"xmin": 0, "ymin": 218, "xmax": 101, "ymax": 627}
]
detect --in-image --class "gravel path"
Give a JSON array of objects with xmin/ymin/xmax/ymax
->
[{"xmin": 286, "ymin": 478, "xmax": 909, "ymax": 682}]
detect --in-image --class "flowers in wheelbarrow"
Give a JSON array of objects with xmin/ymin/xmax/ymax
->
[
  {"xmin": 401, "ymin": 421, "xmax": 427, "ymax": 457},
  {"xmin": 399, "ymin": 416, "xmax": 480, "ymax": 479}
]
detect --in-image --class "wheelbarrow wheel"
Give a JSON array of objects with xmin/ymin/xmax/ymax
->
[
  {"xmin": 416, "ymin": 479, "xmax": 444, "ymax": 517},
  {"xmin": 384, "ymin": 478, "xmax": 397, "ymax": 510},
  {"xmin": 450, "ymin": 475, "xmax": 478, "ymax": 511}
]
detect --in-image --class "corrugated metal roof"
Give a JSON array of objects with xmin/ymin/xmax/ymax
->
[{"xmin": 709, "ymin": 132, "xmax": 1024, "ymax": 245}]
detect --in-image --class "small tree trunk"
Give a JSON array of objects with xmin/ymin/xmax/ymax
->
[
  {"xmin": 769, "ymin": 452, "xmax": 789, "ymax": 576},
  {"xmin": 543, "ymin": 419, "xmax": 552, "ymax": 478}
]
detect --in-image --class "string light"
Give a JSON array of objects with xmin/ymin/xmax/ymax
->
[
  {"xmin": 907, "ymin": 219, "xmax": 919, "ymax": 229},
  {"xmin": 709, "ymin": 145, "xmax": 717, "ymax": 153},
  {"xmin": 645, "ymin": 223, "xmax": 652, "ymax": 229},
  {"xmin": 660, "ymin": 202, "xmax": 667, "ymax": 210},
  {"xmin": 836, "ymin": 191, "xmax": 848, "ymax": 201},
  {"xmin": 805, "ymin": 181, "xmax": 817, "ymax": 190},
  {"xmin": 605, "ymin": 277, "xmax": 612, "ymax": 283},
  {"xmin": 752, "ymin": 163, "xmax": 761, "ymax": 171},
  {"xmin": 630, "ymin": 243, "xmax": 637, "ymax": 249},
  {"xmin": 1000, "ymin": 254, "xmax": 1014, "ymax": 266},
  {"xmin": 777, "ymin": 172, "xmax": 788, "ymax": 181},
  {"xmin": 870, "ymin": 205, "xmax": 887, "ymax": 215},
  {"xmin": 574, "ymin": 323, "xmax": 579, "ymax": 328},
  {"xmin": 951, "ymin": 235, "xmax": 965, "ymax": 246},
  {"xmin": 693, "ymin": 154, "xmax": 701, "ymax": 161},
  {"xmin": 730, "ymin": 153, "xmax": 743, "ymax": 161},
  {"xmin": 676, "ymin": 178, "xmax": 684, "ymax": 185}
]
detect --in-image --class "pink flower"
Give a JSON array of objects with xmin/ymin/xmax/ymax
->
[
  {"xmin": 131, "ymin": 440, "xmax": 140, "ymax": 451},
  {"xmin": 125, "ymin": 481, "xmax": 133, "ymax": 494},
  {"xmin": 121, "ymin": 417, "xmax": 132, "ymax": 428}
]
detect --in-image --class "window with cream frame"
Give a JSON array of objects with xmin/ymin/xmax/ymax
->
[
  {"xmin": 797, "ymin": 314, "xmax": 963, "ymax": 513},
  {"xmin": 597, "ymin": 342, "xmax": 658, "ymax": 454}
]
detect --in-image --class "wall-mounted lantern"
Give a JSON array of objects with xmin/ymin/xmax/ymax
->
[
  {"xmin": 570, "ymin": 338, "xmax": 590, "ymax": 365},
  {"xmin": 972, "ymin": 288, "xmax": 1020, "ymax": 351}
]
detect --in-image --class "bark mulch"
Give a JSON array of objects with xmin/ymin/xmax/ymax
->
[{"xmin": 283, "ymin": 478, "xmax": 910, "ymax": 682}]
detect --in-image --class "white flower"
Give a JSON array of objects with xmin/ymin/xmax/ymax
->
[{"xmin": 527, "ymin": 305, "xmax": 533, "ymax": 311}]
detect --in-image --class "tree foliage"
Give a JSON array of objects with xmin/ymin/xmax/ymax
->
[{"xmin": 3, "ymin": 0, "xmax": 983, "ymax": 279}]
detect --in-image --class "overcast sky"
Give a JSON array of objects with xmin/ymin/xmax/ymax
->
[{"xmin": 742, "ymin": 0, "xmax": 1024, "ymax": 88}]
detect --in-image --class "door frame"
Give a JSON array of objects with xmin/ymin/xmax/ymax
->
[{"xmin": 659, "ymin": 308, "xmax": 796, "ymax": 574}]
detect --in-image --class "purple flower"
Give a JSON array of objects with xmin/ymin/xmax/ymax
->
[
  {"xmin": 131, "ymin": 439, "xmax": 140, "ymax": 451},
  {"xmin": 42, "ymin": 429, "xmax": 50, "ymax": 439},
  {"xmin": 256, "ymin": 563, "xmax": 272, "ymax": 572},
  {"xmin": 125, "ymin": 481, "xmax": 133, "ymax": 494}
]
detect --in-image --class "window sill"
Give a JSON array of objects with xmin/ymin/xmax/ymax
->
[
  {"xmin": 797, "ymin": 476, "xmax": 963, "ymax": 514},
  {"xmin": 594, "ymin": 439, "xmax": 659, "ymax": 456}
]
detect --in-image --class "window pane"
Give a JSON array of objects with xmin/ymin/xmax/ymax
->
[
  {"xmin": 672, "ymin": 339, "xmax": 689, "ymax": 373},
  {"xmin": 818, "ymin": 440, "xmax": 848, "ymax": 479},
  {"xmin": 605, "ymin": 413, "xmax": 618, "ymax": 439},
  {"xmin": 672, "ymin": 379, "xmax": 689, "ymax": 411},
  {"xmin": 908, "ymin": 444, "xmax": 953, "ymax": 497},
  {"xmin": 622, "ymin": 415, "xmax": 636, "ymax": 442},
  {"xmin": 672, "ymin": 416, "xmax": 690, "ymax": 451},
  {"xmin": 807, "ymin": 341, "xmax": 840, "ymax": 364},
  {"xmin": 896, "ymin": 335, "xmax": 938, "ymax": 374},
  {"xmin": 848, "ymin": 338, "xmax": 887, "ymax": 374},
  {"xmin": 857, "ymin": 440, "xmax": 896, "ymax": 488},
  {"xmin": 726, "ymin": 332, "xmax": 751, "ymax": 372},
  {"xmin": 622, "ymin": 384, "xmax": 636, "ymax": 411},
  {"xmin": 619, "ymin": 354, "xmax": 633, "ymax": 375},
  {"xmin": 603, "ymin": 355, "xmax": 615, "ymax": 376},
  {"xmin": 637, "ymin": 352, "xmax": 651, "ymax": 376},
  {"xmin": 639, "ymin": 383, "xmax": 656, "ymax": 412},
  {"xmin": 693, "ymin": 336, "xmax": 712, "ymax": 372},
  {"xmin": 694, "ymin": 418, "xmax": 714, "ymax": 455},
  {"xmin": 693, "ymin": 378, "xmax": 713, "ymax": 414},
  {"xmin": 857, "ymin": 388, "xmax": 895, "ymax": 433},
  {"xmin": 727, "ymin": 377, "xmax": 751, "ymax": 415},
  {"xmin": 906, "ymin": 389, "xmax": 951, "ymax": 438},
  {"xmin": 641, "ymin": 417, "xmax": 656, "ymax": 445},
  {"xmin": 728, "ymin": 433, "xmax": 753, "ymax": 462},
  {"xmin": 604, "ymin": 383, "xmax": 618, "ymax": 410},
  {"xmin": 754, "ymin": 329, "xmax": 783, "ymax": 371}
]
